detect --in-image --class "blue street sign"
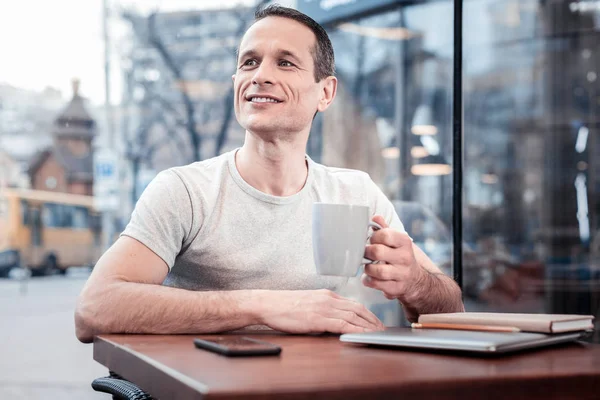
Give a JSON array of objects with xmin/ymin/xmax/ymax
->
[
  {"xmin": 93, "ymin": 148, "xmax": 120, "ymax": 211},
  {"xmin": 95, "ymin": 163, "xmax": 114, "ymax": 179}
]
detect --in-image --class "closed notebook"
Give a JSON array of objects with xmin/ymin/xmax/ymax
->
[{"xmin": 418, "ymin": 312, "xmax": 594, "ymax": 333}]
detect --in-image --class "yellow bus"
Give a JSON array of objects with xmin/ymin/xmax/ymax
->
[{"xmin": 0, "ymin": 188, "xmax": 102, "ymax": 276}]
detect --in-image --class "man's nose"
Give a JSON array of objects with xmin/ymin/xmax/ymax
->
[{"xmin": 252, "ymin": 62, "xmax": 274, "ymax": 85}]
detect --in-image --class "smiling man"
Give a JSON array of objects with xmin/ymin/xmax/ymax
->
[{"xmin": 75, "ymin": 5, "xmax": 464, "ymax": 343}]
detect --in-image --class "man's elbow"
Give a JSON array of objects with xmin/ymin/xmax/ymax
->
[
  {"xmin": 74, "ymin": 295, "xmax": 106, "ymax": 343},
  {"xmin": 75, "ymin": 311, "xmax": 95, "ymax": 343}
]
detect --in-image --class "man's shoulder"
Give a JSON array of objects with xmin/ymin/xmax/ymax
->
[
  {"xmin": 309, "ymin": 161, "xmax": 378, "ymax": 204},
  {"xmin": 166, "ymin": 151, "xmax": 232, "ymax": 184},
  {"xmin": 311, "ymin": 160, "xmax": 371, "ymax": 184}
]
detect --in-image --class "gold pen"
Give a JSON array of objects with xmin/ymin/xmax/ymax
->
[{"xmin": 411, "ymin": 322, "xmax": 521, "ymax": 333}]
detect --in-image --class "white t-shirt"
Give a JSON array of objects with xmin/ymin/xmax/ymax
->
[{"xmin": 122, "ymin": 149, "xmax": 406, "ymax": 296}]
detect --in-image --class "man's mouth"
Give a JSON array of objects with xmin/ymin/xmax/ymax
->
[{"xmin": 246, "ymin": 95, "xmax": 282, "ymax": 104}]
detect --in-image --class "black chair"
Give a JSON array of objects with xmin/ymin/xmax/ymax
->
[{"xmin": 91, "ymin": 371, "xmax": 155, "ymax": 400}]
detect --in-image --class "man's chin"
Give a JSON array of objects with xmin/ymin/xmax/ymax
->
[
  {"xmin": 241, "ymin": 116, "xmax": 305, "ymax": 138},
  {"xmin": 243, "ymin": 120, "xmax": 280, "ymax": 135}
]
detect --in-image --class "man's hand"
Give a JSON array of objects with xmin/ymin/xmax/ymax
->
[
  {"xmin": 258, "ymin": 289, "xmax": 385, "ymax": 334},
  {"xmin": 361, "ymin": 215, "xmax": 428, "ymax": 302},
  {"xmin": 361, "ymin": 215, "xmax": 464, "ymax": 320}
]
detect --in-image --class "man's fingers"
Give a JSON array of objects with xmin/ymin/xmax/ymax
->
[
  {"xmin": 334, "ymin": 298, "xmax": 384, "ymax": 329},
  {"xmin": 364, "ymin": 262, "xmax": 404, "ymax": 281},
  {"xmin": 361, "ymin": 273, "xmax": 401, "ymax": 296},
  {"xmin": 322, "ymin": 318, "xmax": 375, "ymax": 334},
  {"xmin": 370, "ymin": 228, "xmax": 412, "ymax": 249},
  {"xmin": 328, "ymin": 310, "xmax": 379, "ymax": 331},
  {"xmin": 365, "ymin": 241, "xmax": 415, "ymax": 266},
  {"xmin": 364, "ymin": 243, "xmax": 391, "ymax": 263},
  {"xmin": 365, "ymin": 243, "xmax": 409, "ymax": 266},
  {"xmin": 372, "ymin": 215, "xmax": 388, "ymax": 229}
]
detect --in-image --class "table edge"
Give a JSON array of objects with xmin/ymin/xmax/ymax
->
[{"xmin": 94, "ymin": 335, "xmax": 209, "ymax": 399}]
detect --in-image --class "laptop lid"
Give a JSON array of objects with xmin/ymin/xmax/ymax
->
[{"xmin": 340, "ymin": 327, "xmax": 585, "ymax": 353}]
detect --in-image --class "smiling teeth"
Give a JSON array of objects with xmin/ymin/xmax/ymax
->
[{"xmin": 251, "ymin": 97, "xmax": 279, "ymax": 103}]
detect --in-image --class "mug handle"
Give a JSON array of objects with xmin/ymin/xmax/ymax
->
[{"xmin": 362, "ymin": 221, "xmax": 383, "ymax": 264}]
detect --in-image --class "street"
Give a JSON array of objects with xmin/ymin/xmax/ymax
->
[{"xmin": 0, "ymin": 272, "xmax": 106, "ymax": 399}]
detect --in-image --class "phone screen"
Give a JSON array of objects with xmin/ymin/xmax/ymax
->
[
  {"xmin": 202, "ymin": 337, "xmax": 278, "ymax": 350},
  {"xmin": 194, "ymin": 336, "xmax": 282, "ymax": 356}
]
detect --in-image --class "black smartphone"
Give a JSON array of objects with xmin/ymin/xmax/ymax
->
[{"xmin": 193, "ymin": 336, "xmax": 282, "ymax": 357}]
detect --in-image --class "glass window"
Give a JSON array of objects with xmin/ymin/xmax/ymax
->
[
  {"xmin": 42, "ymin": 203, "xmax": 60, "ymax": 228},
  {"xmin": 72, "ymin": 206, "xmax": 89, "ymax": 229},
  {"xmin": 310, "ymin": 1, "xmax": 454, "ymax": 326},
  {"xmin": 319, "ymin": 0, "xmax": 454, "ymax": 275},
  {"xmin": 42, "ymin": 203, "xmax": 78, "ymax": 228},
  {"xmin": 63, "ymin": 205, "xmax": 73, "ymax": 227},
  {"xmin": 463, "ymin": 0, "xmax": 600, "ymax": 340},
  {"xmin": 20, "ymin": 199, "xmax": 29, "ymax": 225},
  {"xmin": 310, "ymin": 0, "xmax": 599, "ymax": 339}
]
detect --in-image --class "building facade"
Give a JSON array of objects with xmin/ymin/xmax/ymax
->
[{"xmin": 28, "ymin": 79, "xmax": 96, "ymax": 196}]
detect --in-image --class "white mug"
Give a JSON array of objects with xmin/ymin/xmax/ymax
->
[{"xmin": 312, "ymin": 203, "xmax": 382, "ymax": 277}]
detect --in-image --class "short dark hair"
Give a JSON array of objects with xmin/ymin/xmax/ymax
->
[{"xmin": 253, "ymin": 4, "xmax": 335, "ymax": 82}]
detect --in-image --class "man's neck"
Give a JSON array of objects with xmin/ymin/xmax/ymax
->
[{"xmin": 236, "ymin": 132, "xmax": 309, "ymax": 197}]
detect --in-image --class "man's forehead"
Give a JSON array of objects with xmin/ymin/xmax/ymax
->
[{"xmin": 239, "ymin": 16, "xmax": 316, "ymax": 56}]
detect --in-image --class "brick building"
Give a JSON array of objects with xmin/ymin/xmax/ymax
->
[{"xmin": 28, "ymin": 79, "xmax": 95, "ymax": 195}]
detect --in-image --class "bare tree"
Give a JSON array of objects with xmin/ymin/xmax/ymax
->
[
  {"xmin": 146, "ymin": 12, "xmax": 202, "ymax": 162},
  {"xmin": 121, "ymin": 6, "xmax": 254, "ymax": 165},
  {"xmin": 125, "ymin": 113, "xmax": 186, "ymax": 204}
]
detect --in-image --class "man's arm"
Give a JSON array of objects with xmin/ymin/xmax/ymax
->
[
  {"xmin": 74, "ymin": 236, "xmax": 261, "ymax": 343},
  {"xmin": 75, "ymin": 237, "xmax": 384, "ymax": 343},
  {"xmin": 400, "ymin": 245, "xmax": 464, "ymax": 322}
]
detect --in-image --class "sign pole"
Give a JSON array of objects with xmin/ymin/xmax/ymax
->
[{"xmin": 99, "ymin": 0, "xmax": 116, "ymax": 252}]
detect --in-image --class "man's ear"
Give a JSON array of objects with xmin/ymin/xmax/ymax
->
[
  {"xmin": 317, "ymin": 76, "xmax": 337, "ymax": 113},
  {"xmin": 232, "ymin": 74, "xmax": 236, "ymax": 83}
]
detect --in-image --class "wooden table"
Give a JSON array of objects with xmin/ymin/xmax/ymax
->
[{"xmin": 94, "ymin": 332, "xmax": 600, "ymax": 400}]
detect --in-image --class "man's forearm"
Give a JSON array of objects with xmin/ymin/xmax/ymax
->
[
  {"xmin": 401, "ymin": 269, "xmax": 465, "ymax": 322},
  {"xmin": 75, "ymin": 281, "xmax": 263, "ymax": 343}
]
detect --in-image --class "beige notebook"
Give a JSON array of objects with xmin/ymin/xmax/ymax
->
[{"xmin": 418, "ymin": 312, "xmax": 595, "ymax": 333}]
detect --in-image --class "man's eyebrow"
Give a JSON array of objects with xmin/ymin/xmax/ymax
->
[
  {"xmin": 237, "ymin": 49, "xmax": 259, "ymax": 62},
  {"xmin": 236, "ymin": 48, "xmax": 304, "ymax": 64},
  {"xmin": 277, "ymin": 49, "xmax": 303, "ymax": 64}
]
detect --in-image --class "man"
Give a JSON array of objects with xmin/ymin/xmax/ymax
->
[{"xmin": 75, "ymin": 5, "xmax": 463, "ymax": 343}]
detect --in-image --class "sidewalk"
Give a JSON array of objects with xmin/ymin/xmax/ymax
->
[{"xmin": 0, "ymin": 273, "xmax": 106, "ymax": 399}]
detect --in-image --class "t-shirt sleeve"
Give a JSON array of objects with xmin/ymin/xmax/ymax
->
[
  {"xmin": 365, "ymin": 176, "xmax": 408, "ymax": 235},
  {"xmin": 120, "ymin": 169, "xmax": 193, "ymax": 268}
]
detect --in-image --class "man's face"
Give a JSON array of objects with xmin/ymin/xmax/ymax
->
[{"xmin": 233, "ymin": 16, "xmax": 334, "ymax": 138}]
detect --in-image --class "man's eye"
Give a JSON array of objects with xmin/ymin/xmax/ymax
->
[
  {"xmin": 279, "ymin": 60, "xmax": 294, "ymax": 67},
  {"xmin": 242, "ymin": 59, "xmax": 257, "ymax": 67}
]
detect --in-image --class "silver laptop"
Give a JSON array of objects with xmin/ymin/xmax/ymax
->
[{"xmin": 340, "ymin": 328, "xmax": 586, "ymax": 354}]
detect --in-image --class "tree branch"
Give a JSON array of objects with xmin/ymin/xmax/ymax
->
[
  {"xmin": 214, "ymin": 12, "xmax": 250, "ymax": 156},
  {"xmin": 148, "ymin": 12, "xmax": 201, "ymax": 161}
]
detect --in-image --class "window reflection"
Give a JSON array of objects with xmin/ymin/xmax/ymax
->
[
  {"xmin": 321, "ymin": 1, "xmax": 454, "ymax": 209},
  {"xmin": 463, "ymin": 0, "xmax": 600, "ymax": 340},
  {"xmin": 312, "ymin": 0, "xmax": 599, "ymax": 337},
  {"xmin": 315, "ymin": 1, "xmax": 454, "ymax": 326}
]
